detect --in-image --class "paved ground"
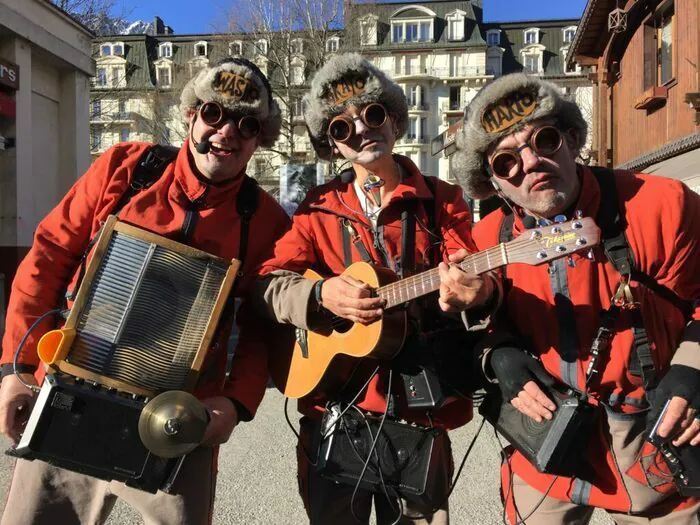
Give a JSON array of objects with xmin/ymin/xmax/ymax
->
[{"xmin": 0, "ymin": 388, "xmax": 613, "ymax": 524}]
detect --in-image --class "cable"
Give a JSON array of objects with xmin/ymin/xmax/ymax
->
[{"xmin": 12, "ymin": 308, "xmax": 65, "ymax": 394}]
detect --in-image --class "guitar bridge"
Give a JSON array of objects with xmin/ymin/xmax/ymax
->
[{"xmin": 296, "ymin": 328, "xmax": 309, "ymax": 359}]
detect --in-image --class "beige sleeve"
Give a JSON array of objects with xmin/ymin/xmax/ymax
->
[
  {"xmin": 252, "ymin": 270, "xmax": 317, "ymax": 330},
  {"xmin": 670, "ymin": 320, "xmax": 700, "ymax": 369}
]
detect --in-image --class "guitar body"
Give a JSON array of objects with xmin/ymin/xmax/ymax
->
[{"xmin": 270, "ymin": 262, "xmax": 407, "ymax": 399}]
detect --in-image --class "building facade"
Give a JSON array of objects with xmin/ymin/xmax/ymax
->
[
  {"xmin": 569, "ymin": 0, "xmax": 699, "ymax": 192},
  {"xmin": 89, "ymin": 2, "xmax": 593, "ymax": 200},
  {"xmin": 0, "ymin": 0, "xmax": 95, "ymax": 313}
]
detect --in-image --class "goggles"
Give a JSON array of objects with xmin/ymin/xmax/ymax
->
[
  {"xmin": 198, "ymin": 101, "xmax": 261, "ymax": 140},
  {"xmin": 488, "ymin": 125, "xmax": 563, "ymax": 179},
  {"xmin": 327, "ymin": 103, "xmax": 388, "ymax": 143}
]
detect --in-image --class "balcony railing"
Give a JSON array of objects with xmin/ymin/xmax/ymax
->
[
  {"xmin": 386, "ymin": 65, "xmax": 490, "ymax": 80},
  {"xmin": 441, "ymin": 101, "xmax": 463, "ymax": 112},
  {"xmin": 407, "ymin": 102, "xmax": 429, "ymax": 111},
  {"xmin": 401, "ymin": 136, "xmax": 429, "ymax": 144}
]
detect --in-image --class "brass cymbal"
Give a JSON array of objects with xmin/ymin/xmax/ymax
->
[{"xmin": 138, "ymin": 390, "xmax": 208, "ymax": 458}]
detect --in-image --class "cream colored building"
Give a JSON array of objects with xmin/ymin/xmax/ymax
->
[{"xmin": 0, "ymin": 0, "xmax": 94, "ymax": 303}]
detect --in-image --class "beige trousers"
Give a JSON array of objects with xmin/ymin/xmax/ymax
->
[{"xmin": 1, "ymin": 447, "xmax": 217, "ymax": 525}]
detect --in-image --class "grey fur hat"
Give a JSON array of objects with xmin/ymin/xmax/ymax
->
[
  {"xmin": 452, "ymin": 73, "xmax": 587, "ymax": 199},
  {"xmin": 303, "ymin": 53, "xmax": 408, "ymax": 160},
  {"xmin": 180, "ymin": 58, "xmax": 281, "ymax": 148}
]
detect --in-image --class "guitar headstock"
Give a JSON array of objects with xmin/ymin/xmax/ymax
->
[{"xmin": 506, "ymin": 217, "xmax": 601, "ymax": 265}]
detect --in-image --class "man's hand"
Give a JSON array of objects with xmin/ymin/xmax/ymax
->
[
  {"xmin": 200, "ymin": 397, "xmax": 239, "ymax": 446},
  {"xmin": 650, "ymin": 365, "xmax": 700, "ymax": 447},
  {"xmin": 0, "ymin": 373, "xmax": 38, "ymax": 444},
  {"xmin": 489, "ymin": 347, "xmax": 557, "ymax": 423},
  {"xmin": 320, "ymin": 275, "xmax": 385, "ymax": 324},
  {"xmin": 437, "ymin": 248, "xmax": 494, "ymax": 313}
]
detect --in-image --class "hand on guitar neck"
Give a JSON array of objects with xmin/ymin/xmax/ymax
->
[
  {"xmin": 319, "ymin": 274, "xmax": 386, "ymax": 325},
  {"xmin": 437, "ymin": 251, "xmax": 496, "ymax": 313}
]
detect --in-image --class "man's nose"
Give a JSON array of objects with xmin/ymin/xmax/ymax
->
[
  {"xmin": 217, "ymin": 118, "xmax": 240, "ymax": 140},
  {"xmin": 353, "ymin": 117, "xmax": 370, "ymax": 135},
  {"xmin": 520, "ymin": 145, "xmax": 542, "ymax": 173}
]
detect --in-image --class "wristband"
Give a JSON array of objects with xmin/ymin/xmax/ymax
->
[
  {"xmin": 313, "ymin": 279, "xmax": 325, "ymax": 312},
  {"xmin": 1, "ymin": 363, "xmax": 37, "ymax": 380}
]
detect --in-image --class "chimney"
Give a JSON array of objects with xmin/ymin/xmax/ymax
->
[{"xmin": 154, "ymin": 16, "xmax": 165, "ymax": 35}]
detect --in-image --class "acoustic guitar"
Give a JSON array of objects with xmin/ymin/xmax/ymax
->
[{"xmin": 269, "ymin": 217, "xmax": 601, "ymax": 399}]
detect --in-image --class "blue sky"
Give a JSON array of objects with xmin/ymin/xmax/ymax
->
[{"xmin": 118, "ymin": 0, "xmax": 588, "ymax": 36}]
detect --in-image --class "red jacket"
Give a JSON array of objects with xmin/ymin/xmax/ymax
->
[
  {"xmin": 473, "ymin": 166, "xmax": 700, "ymax": 512},
  {"xmin": 1, "ymin": 141, "xmax": 291, "ymax": 420},
  {"xmin": 259, "ymin": 155, "xmax": 478, "ymax": 430}
]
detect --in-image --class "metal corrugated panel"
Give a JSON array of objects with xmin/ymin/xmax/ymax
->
[{"xmin": 67, "ymin": 232, "xmax": 228, "ymax": 392}]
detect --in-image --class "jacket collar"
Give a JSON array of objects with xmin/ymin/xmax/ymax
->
[
  {"xmin": 173, "ymin": 139, "xmax": 247, "ymax": 208},
  {"xmin": 511, "ymin": 164, "xmax": 600, "ymax": 235}
]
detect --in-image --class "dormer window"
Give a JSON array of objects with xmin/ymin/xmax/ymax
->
[
  {"xmin": 390, "ymin": 20, "xmax": 432, "ymax": 43},
  {"xmin": 229, "ymin": 41, "xmax": 243, "ymax": 56},
  {"xmin": 159, "ymin": 42, "xmax": 173, "ymax": 58},
  {"xmin": 157, "ymin": 65, "xmax": 172, "ymax": 87},
  {"xmin": 359, "ymin": 16, "xmax": 378, "ymax": 46},
  {"xmin": 446, "ymin": 11, "xmax": 465, "ymax": 41},
  {"xmin": 291, "ymin": 39, "xmax": 303, "ymax": 55},
  {"xmin": 100, "ymin": 44, "xmax": 111, "ymax": 56},
  {"xmin": 563, "ymin": 26, "xmax": 576, "ymax": 44},
  {"xmin": 524, "ymin": 28, "xmax": 539, "ymax": 45},
  {"xmin": 326, "ymin": 37, "xmax": 339, "ymax": 53},
  {"xmin": 112, "ymin": 42, "xmax": 124, "ymax": 56},
  {"xmin": 194, "ymin": 41, "xmax": 208, "ymax": 57},
  {"xmin": 255, "ymin": 39, "xmax": 268, "ymax": 55},
  {"xmin": 486, "ymin": 29, "xmax": 501, "ymax": 47}
]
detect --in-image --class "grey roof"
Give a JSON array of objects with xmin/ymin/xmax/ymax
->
[{"xmin": 93, "ymin": 35, "xmax": 155, "ymax": 89}]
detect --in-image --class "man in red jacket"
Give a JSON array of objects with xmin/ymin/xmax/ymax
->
[
  {"xmin": 452, "ymin": 73, "xmax": 700, "ymax": 523},
  {"xmin": 0, "ymin": 58, "xmax": 290, "ymax": 525},
  {"xmin": 254, "ymin": 53, "xmax": 499, "ymax": 524}
]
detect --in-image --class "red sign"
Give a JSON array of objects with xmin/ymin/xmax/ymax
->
[
  {"xmin": 0, "ymin": 92, "xmax": 16, "ymax": 118},
  {"xmin": 0, "ymin": 58, "xmax": 19, "ymax": 91}
]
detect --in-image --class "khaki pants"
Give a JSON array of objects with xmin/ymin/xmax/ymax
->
[
  {"xmin": 1, "ymin": 447, "xmax": 217, "ymax": 525},
  {"xmin": 505, "ymin": 474, "xmax": 700, "ymax": 525},
  {"xmin": 297, "ymin": 418, "xmax": 451, "ymax": 525}
]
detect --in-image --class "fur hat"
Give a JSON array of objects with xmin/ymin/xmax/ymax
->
[
  {"xmin": 303, "ymin": 53, "xmax": 408, "ymax": 160},
  {"xmin": 452, "ymin": 73, "xmax": 587, "ymax": 199},
  {"xmin": 180, "ymin": 57, "xmax": 281, "ymax": 148}
]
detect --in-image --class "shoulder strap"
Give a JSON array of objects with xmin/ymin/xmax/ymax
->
[
  {"xmin": 235, "ymin": 175, "xmax": 259, "ymax": 268},
  {"xmin": 400, "ymin": 200, "xmax": 417, "ymax": 278},
  {"xmin": 498, "ymin": 212, "xmax": 515, "ymax": 244},
  {"xmin": 112, "ymin": 144, "xmax": 179, "ymax": 217},
  {"xmin": 418, "ymin": 175, "xmax": 440, "ymax": 268}
]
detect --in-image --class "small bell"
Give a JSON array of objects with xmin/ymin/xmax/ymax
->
[
  {"xmin": 567, "ymin": 255, "xmax": 576, "ymax": 268},
  {"xmin": 363, "ymin": 174, "xmax": 384, "ymax": 208},
  {"xmin": 586, "ymin": 249, "xmax": 595, "ymax": 260}
]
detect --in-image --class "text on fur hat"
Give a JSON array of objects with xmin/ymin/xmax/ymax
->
[
  {"xmin": 481, "ymin": 90, "xmax": 537, "ymax": 133},
  {"xmin": 213, "ymin": 71, "xmax": 259, "ymax": 101},
  {"xmin": 327, "ymin": 76, "xmax": 367, "ymax": 104}
]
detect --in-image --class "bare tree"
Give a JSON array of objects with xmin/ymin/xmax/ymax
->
[{"xmin": 51, "ymin": 0, "xmax": 131, "ymax": 35}]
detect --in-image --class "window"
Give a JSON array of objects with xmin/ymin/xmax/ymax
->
[
  {"xmin": 420, "ymin": 152, "xmax": 427, "ymax": 171},
  {"xmin": 159, "ymin": 42, "xmax": 172, "ymax": 58},
  {"xmin": 524, "ymin": 54, "xmax": 539, "ymax": 74},
  {"xmin": 448, "ymin": 17, "xmax": 463, "ymax": 41},
  {"xmin": 255, "ymin": 39, "xmax": 267, "ymax": 55},
  {"xmin": 291, "ymin": 39, "xmax": 303, "ymax": 55},
  {"xmin": 254, "ymin": 159, "xmax": 266, "ymax": 177},
  {"xmin": 113, "ymin": 43, "xmax": 124, "ymax": 56},
  {"xmin": 487, "ymin": 53, "xmax": 502, "ymax": 76},
  {"xmin": 291, "ymin": 64, "xmax": 304, "ymax": 86},
  {"xmin": 111, "ymin": 67, "xmax": 124, "ymax": 87},
  {"xmin": 563, "ymin": 27, "xmax": 576, "ymax": 44},
  {"xmin": 100, "ymin": 44, "xmax": 111, "ymax": 56},
  {"xmin": 194, "ymin": 41, "xmax": 208, "ymax": 57},
  {"xmin": 118, "ymin": 100, "xmax": 127, "ymax": 117},
  {"xmin": 524, "ymin": 28, "xmax": 539, "ymax": 45},
  {"xmin": 393, "ymin": 24, "xmax": 404, "ymax": 43},
  {"xmin": 406, "ymin": 23, "xmax": 418, "ymax": 41},
  {"xmin": 91, "ymin": 129, "xmax": 102, "ymax": 151},
  {"xmin": 448, "ymin": 86, "xmax": 460, "ymax": 110},
  {"xmin": 486, "ymin": 30, "xmax": 500, "ymax": 46},
  {"xmin": 407, "ymin": 117, "xmax": 417, "ymax": 139},
  {"xmin": 157, "ymin": 66, "xmax": 171, "ymax": 87},
  {"xmin": 229, "ymin": 41, "xmax": 242, "ymax": 56},
  {"xmin": 291, "ymin": 98, "xmax": 303, "ymax": 118},
  {"xmin": 360, "ymin": 19, "xmax": 377, "ymax": 46},
  {"xmin": 96, "ymin": 68, "xmax": 107, "ymax": 86},
  {"xmin": 120, "ymin": 128, "xmax": 130, "ymax": 142},
  {"xmin": 326, "ymin": 38, "xmax": 339, "ymax": 53},
  {"xmin": 644, "ymin": 5, "xmax": 675, "ymax": 89},
  {"xmin": 91, "ymin": 100, "xmax": 101, "ymax": 119}
]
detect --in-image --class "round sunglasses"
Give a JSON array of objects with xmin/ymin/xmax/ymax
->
[
  {"xmin": 327, "ymin": 103, "xmax": 388, "ymax": 143},
  {"xmin": 488, "ymin": 126, "xmax": 563, "ymax": 179},
  {"xmin": 198, "ymin": 101, "xmax": 261, "ymax": 140}
]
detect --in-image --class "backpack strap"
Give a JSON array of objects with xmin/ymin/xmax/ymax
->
[
  {"xmin": 112, "ymin": 144, "xmax": 179, "ymax": 217},
  {"xmin": 235, "ymin": 175, "xmax": 259, "ymax": 269}
]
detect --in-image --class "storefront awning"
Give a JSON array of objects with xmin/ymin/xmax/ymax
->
[
  {"xmin": 0, "ymin": 92, "xmax": 15, "ymax": 118},
  {"xmin": 642, "ymin": 146, "xmax": 700, "ymax": 189}
]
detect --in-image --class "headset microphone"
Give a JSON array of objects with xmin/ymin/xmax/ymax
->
[{"xmin": 195, "ymin": 139, "xmax": 211, "ymax": 154}]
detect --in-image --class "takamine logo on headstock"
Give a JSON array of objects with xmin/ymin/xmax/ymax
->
[{"xmin": 508, "ymin": 217, "xmax": 600, "ymax": 265}]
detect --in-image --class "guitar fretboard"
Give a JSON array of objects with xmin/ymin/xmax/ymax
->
[{"xmin": 377, "ymin": 244, "xmax": 509, "ymax": 309}]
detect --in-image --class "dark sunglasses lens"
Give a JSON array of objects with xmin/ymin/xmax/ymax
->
[
  {"xmin": 200, "ymin": 103, "xmax": 222, "ymax": 126},
  {"xmin": 364, "ymin": 104, "xmax": 387, "ymax": 128},
  {"xmin": 329, "ymin": 118, "xmax": 352, "ymax": 142},
  {"xmin": 239, "ymin": 116, "xmax": 261, "ymax": 139},
  {"xmin": 491, "ymin": 152, "xmax": 520, "ymax": 179},
  {"xmin": 533, "ymin": 127, "xmax": 562, "ymax": 156}
]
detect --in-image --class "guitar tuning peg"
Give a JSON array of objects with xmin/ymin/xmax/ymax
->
[
  {"xmin": 586, "ymin": 249, "xmax": 595, "ymax": 260},
  {"xmin": 567, "ymin": 256, "xmax": 576, "ymax": 268},
  {"xmin": 554, "ymin": 214, "xmax": 567, "ymax": 224}
]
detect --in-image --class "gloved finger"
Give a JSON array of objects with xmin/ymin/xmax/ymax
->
[
  {"xmin": 673, "ymin": 416, "xmax": 700, "ymax": 447},
  {"xmin": 657, "ymin": 396, "xmax": 690, "ymax": 439},
  {"xmin": 516, "ymin": 387, "xmax": 554, "ymax": 422},
  {"xmin": 522, "ymin": 381, "xmax": 556, "ymax": 412}
]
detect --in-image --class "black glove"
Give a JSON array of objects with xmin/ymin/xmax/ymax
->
[
  {"xmin": 648, "ymin": 364, "xmax": 700, "ymax": 423},
  {"xmin": 488, "ymin": 346, "xmax": 556, "ymax": 401}
]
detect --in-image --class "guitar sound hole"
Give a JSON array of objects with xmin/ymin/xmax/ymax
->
[{"xmin": 332, "ymin": 318, "xmax": 353, "ymax": 334}]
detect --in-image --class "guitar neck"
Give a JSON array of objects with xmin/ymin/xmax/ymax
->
[{"xmin": 377, "ymin": 244, "xmax": 508, "ymax": 309}]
